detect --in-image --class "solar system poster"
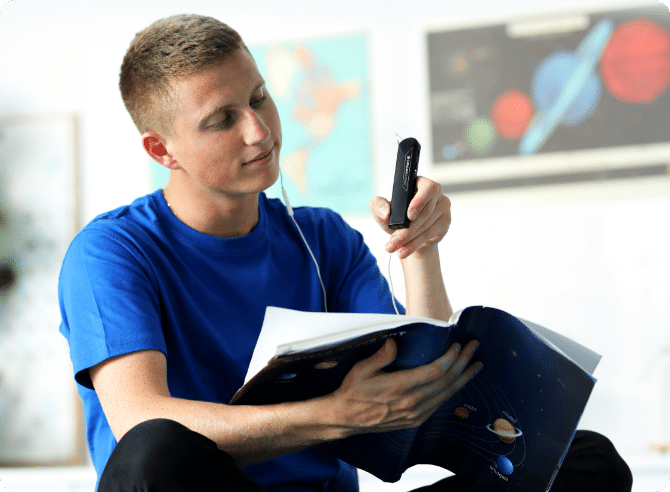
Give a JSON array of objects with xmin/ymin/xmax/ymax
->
[{"xmin": 427, "ymin": 4, "xmax": 670, "ymax": 193}]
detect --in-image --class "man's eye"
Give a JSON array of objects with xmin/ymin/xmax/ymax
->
[
  {"xmin": 251, "ymin": 95, "xmax": 267, "ymax": 108},
  {"xmin": 211, "ymin": 113, "xmax": 235, "ymax": 129}
]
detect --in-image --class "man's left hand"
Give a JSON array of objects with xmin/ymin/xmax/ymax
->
[{"xmin": 369, "ymin": 176, "xmax": 451, "ymax": 260}]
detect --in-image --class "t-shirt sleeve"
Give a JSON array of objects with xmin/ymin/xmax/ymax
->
[
  {"xmin": 58, "ymin": 223, "xmax": 167, "ymax": 389},
  {"xmin": 322, "ymin": 212, "xmax": 405, "ymax": 315}
]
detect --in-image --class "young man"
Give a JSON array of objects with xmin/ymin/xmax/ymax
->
[{"xmin": 58, "ymin": 14, "xmax": 632, "ymax": 492}]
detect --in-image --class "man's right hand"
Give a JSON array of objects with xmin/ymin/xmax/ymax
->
[{"xmin": 326, "ymin": 337, "xmax": 483, "ymax": 436}]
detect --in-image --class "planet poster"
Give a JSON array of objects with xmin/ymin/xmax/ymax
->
[{"xmin": 427, "ymin": 4, "xmax": 670, "ymax": 193}]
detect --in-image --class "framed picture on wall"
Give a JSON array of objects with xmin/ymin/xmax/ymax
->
[
  {"xmin": 0, "ymin": 113, "xmax": 86, "ymax": 466},
  {"xmin": 249, "ymin": 34, "xmax": 374, "ymax": 216},
  {"xmin": 427, "ymin": 4, "xmax": 670, "ymax": 193}
]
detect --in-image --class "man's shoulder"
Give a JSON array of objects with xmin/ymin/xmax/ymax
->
[
  {"xmin": 68, "ymin": 191, "xmax": 164, "ymax": 255},
  {"xmin": 87, "ymin": 191, "xmax": 161, "ymax": 228}
]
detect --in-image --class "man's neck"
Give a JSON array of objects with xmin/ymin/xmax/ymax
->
[{"xmin": 162, "ymin": 180, "xmax": 260, "ymax": 238}]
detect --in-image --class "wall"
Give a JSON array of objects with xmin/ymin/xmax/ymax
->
[{"xmin": 1, "ymin": 0, "xmax": 669, "ymax": 467}]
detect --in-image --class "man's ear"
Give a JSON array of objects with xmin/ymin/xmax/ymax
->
[{"xmin": 142, "ymin": 132, "xmax": 179, "ymax": 170}]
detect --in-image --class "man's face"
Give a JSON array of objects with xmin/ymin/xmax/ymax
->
[{"xmin": 162, "ymin": 49, "xmax": 282, "ymax": 198}]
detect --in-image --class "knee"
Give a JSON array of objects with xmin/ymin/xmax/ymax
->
[
  {"xmin": 124, "ymin": 419, "xmax": 210, "ymax": 467},
  {"xmin": 566, "ymin": 431, "xmax": 633, "ymax": 492},
  {"xmin": 100, "ymin": 419, "xmax": 222, "ymax": 490},
  {"xmin": 100, "ymin": 419, "xmax": 266, "ymax": 492}
]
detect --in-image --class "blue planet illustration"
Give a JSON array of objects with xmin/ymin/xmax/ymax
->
[
  {"xmin": 519, "ymin": 19, "xmax": 614, "ymax": 155},
  {"xmin": 532, "ymin": 51, "xmax": 602, "ymax": 127},
  {"xmin": 496, "ymin": 455, "xmax": 514, "ymax": 475}
]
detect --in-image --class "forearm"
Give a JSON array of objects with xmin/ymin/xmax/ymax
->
[
  {"xmin": 106, "ymin": 393, "xmax": 346, "ymax": 468},
  {"xmin": 90, "ymin": 351, "xmax": 350, "ymax": 468},
  {"xmin": 371, "ymin": 177, "xmax": 453, "ymax": 321},
  {"xmin": 400, "ymin": 244, "xmax": 452, "ymax": 321}
]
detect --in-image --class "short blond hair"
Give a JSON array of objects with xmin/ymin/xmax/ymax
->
[{"xmin": 119, "ymin": 14, "xmax": 248, "ymax": 135}]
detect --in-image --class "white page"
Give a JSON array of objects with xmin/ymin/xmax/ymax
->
[
  {"xmin": 519, "ymin": 318, "xmax": 601, "ymax": 375},
  {"xmin": 244, "ymin": 307, "xmax": 450, "ymax": 384},
  {"xmin": 245, "ymin": 308, "xmax": 601, "ymax": 385}
]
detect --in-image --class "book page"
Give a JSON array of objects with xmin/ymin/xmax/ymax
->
[
  {"xmin": 245, "ymin": 307, "xmax": 450, "ymax": 384},
  {"xmin": 519, "ymin": 318, "xmax": 601, "ymax": 375}
]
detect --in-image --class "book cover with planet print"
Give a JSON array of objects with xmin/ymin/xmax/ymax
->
[{"xmin": 232, "ymin": 306, "xmax": 600, "ymax": 491}]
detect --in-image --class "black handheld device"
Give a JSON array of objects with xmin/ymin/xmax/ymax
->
[{"xmin": 388, "ymin": 137, "xmax": 420, "ymax": 229}]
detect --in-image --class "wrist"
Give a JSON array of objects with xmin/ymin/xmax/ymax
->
[
  {"xmin": 399, "ymin": 244, "xmax": 452, "ymax": 321},
  {"xmin": 301, "ymin": 394, "xmax": 353, "ymax": 441},
  {"xmin": 399, "ymin": 243, "xmax": 440, "ymax": 269}
]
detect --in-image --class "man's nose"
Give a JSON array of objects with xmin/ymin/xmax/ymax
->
[{"xmin": 242, "ymin": 109, "xmax": 271, "ymax": 145}]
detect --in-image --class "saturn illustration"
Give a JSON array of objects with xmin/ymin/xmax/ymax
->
[
  {"xmin": 487, "ymin": 417, "xmax": 523, "ymax": 444},
  {"xmin": 519, "ymin": 19, "xmax": 615, "ymax": 155}
]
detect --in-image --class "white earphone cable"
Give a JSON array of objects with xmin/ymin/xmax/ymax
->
[
  {"xmin": 280, "ymin": 171, "xmax": 328, "ymax": 313},
  {"xmin": 280, "ymin": 170, "xmax": 403, "ymax": 316},
  {"xmin": 388, "ymin": 252, "xmax": 400, "ymax": 315}
]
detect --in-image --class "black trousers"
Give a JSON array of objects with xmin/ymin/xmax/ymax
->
[{"xmin": 99, "ymin": 419, "xmax": 633, "ymax": 492}]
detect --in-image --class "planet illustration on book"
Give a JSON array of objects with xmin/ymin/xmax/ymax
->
[
  {"xmin": 487, "ymin": 417, "xmax": 523, "ymax": 444},
  {"xmin": 314, "ymin": 360, "xmax": 338, "ymax": 370},
  {"xmin": 519, "ymin": 18, "xmax": 615, "ymax": 155},
  {"xmin": 496, "ymin": 455, "xmax": 514, "ymax": 475}
]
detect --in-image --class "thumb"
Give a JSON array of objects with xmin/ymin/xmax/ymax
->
[{"xmin": 369, "ymin": 197, "xmax": 391, "ymax": 227}]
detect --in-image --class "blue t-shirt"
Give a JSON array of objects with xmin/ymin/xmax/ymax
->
[{"xmin": 58, "ymin": 190, "xmax": 400, "ymax": 491}]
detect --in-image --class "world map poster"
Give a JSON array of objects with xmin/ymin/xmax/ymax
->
[
  {"xmin": 427, "ymin": 5, "xmax": 670, "ymax": 193},
  {"xmin": 250, "ymin": 35, "xmax": 373, "ymax": 215}
]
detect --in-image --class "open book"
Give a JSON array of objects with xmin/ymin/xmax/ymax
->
[{"xmin": 231, "ymin": 306, "xmax": 601, "ymax": 492}]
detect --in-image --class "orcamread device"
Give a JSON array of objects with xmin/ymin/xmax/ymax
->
[{"xmin": 389, "ymin": 137, "xmax": 420, "ymax": 229}]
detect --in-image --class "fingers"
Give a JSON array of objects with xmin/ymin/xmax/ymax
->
[
  {"xmin": 346, "ymin": 338, "xmax": 397, "ymax": 380},
  {"xmin": 385, "ymin": 339, "xmax": 481, "ymax": 399},
  {"xmin": 371, "ymin": 177, "xmax": 451, "ymax": 259},
  {"xmin": 437, "ymin": 339, "xmax": 481, "ymax": 380},
  {"xmin": 395, "ymin": 190, "xmax": 449, "ymax": 257},
  {"xmin": 406, "ymin": 177, "xmax": 443, "ymax": 224},
  {"xmin": 333, "ymin": 338, "xmax": 482, "ymax": 435},
  {"xmin": 408, "ymin": 358, "xmax": 482, "ymax": 427},
  {"xmin": 372, "ymin": 339, "xmax": 483, "ymax": 430},
  {"xmin": 413, "ymin": 340, "xmax": 483, "ymax": 418}
]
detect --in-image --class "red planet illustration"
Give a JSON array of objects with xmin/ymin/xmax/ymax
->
[
  {"xmin": 490, "ymin": 90, "xmax": 535, "ymax": 140},
  {"xmin": 600, "ymin": 19, "xmax": 670, "ymax": 104}
]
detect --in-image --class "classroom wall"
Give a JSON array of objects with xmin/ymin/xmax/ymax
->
[{"xmin": 1, "ymin": 0, "xmax": 669, "ymax": 463}]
